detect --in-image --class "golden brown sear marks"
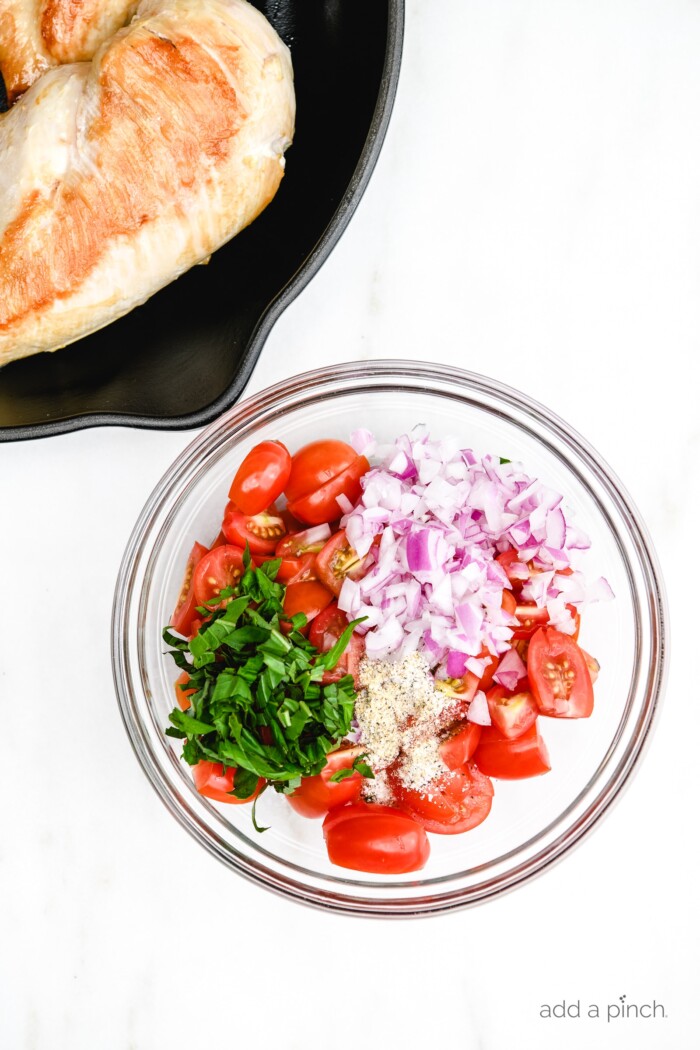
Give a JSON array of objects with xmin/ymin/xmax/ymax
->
[
  {"xmin": 0, "ymin": 32, "xmax": 245, "ymax": 331},
  {"xmin": 0, "ymin": 0, "xmax": 138, "ymax": 99},
  {"xmin": 41, "ymin": 0, "xmax": 96, "ymax": 62}
]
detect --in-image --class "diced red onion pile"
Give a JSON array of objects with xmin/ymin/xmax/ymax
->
[{"xmin": 337, "ymin": 427, "xmax": 613, "ymax": 677}]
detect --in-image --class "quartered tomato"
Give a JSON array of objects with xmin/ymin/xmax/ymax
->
[
  {"xmin": 192, "ymin": 545, "xmax": 245, "ymax": 607},
  {"xmin": 473, "ymin": 722, "xmax": 551, "ymax": 779},
  {"xmin": 439, "ymin": 723, "xmax": 482, "ymax": 771},
  {"xmin": 284, "ymin": 440, "xmax": 360, "ymax": 503},
  {"xmin": 322, "ymin": 802, "xmax": 430, "ymax": 873},
  {"xmin": 315, "ymin": 529, "xmax": 370, "ymax": 596},
  {"xmin": 221, "ymin": 503, "xmax": 286, "ymax": 555},
  {"xmin": 527, "ymin": 628, "xmax": 594, "ymax": 718},
  {"xmin": 308, "ymin": 601, "xmax": 365, "ymax": 685},
  {"xmin": 170, "ymin": 541, "xmax": 208, "ymax": 636},
  {"xmin": 391, "ymin": 762, "xmax": 494, "ymax": 835},
  {"xmin": 174, "ymin": 671, "xmax": 196, "ymax": 711},
  {"xmin": 286, "ymin": 746, "xmax": 366, "ymax": 819},
  {"xmin": 287, "ymin": 456, "xmax": 370, "ymax": 526},
  {"xmin": 228, "ymin": 440, "xmax": 292, "ymax": 516},
  {"xmin": 192, "ymin": 761, "xmax": 264, "ymax": 804},
  {"xmin": 282, "ymin": 580, "xmax": 333, "ymax": 630},
  {"xmin": 486, "ymin": 685, "xmax": 539, "ymax": 740}
]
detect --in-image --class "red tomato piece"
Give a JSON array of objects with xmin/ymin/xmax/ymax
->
[
  {"xmin": 527, "ymin": 628, "xmax": 594, "ymax": 718},
  {"xmin": 275, "ymin": 528, "xmax": 329, "ymax": 559},
  {"xmin": 478, "ymin": 648, "xmax": 501, "ymax": 690},
  {"xmin": 439, "ymin": 723, "xmax": 482, "ymax": 771},
  {"xmin": 512, "ymin": 603, "xmax": 550, "ymax": 640},
  {"xmin": 287, "ymin": 456, "xmax": 370, "ymax": 526},
  {"xmin": 228, "ymin": 441, "xmax": 291, "ymax": 516},
  {"xmin": 473, "ymin": 722, "xmax": 551, "ymax": 779},
  {"xmin": 264, "ymin": 551, "xmax": 317, "ymax": 584},
  {"xmin": 390, "ymin": 763, "xmax": 494, "ymax": 835},
  {"xmin": 191, "ymin": 761, "xmax": 264, "ymax": 804},
  {"xmin": 567, "ymin": 603, "xmax": 581, "ymax": 642},
  {"xmin": 315, "ymin": 529, "xmax": 371, "ymax": 596},
  {"xmin": 322, "ymin": 803, "xmax": 430, "ymax": 874},
  {"xmin": 170, "ymin": 541, "xmax": 208, "ymax": 636},
  {"xmin": 308, "ymin": 601, "xmax": 365, "ymax": 685},
  {"xmin": 496, "ymin": 548, "xmax": 530, "ymax": 592},
  {"xmin": 282, "ymin": 580, "xmax": 333, "ymax": 631},
  {"xmin": 434, "ymin": 671, "xmax": 480, "ymax": 721},
  {"xmin": 286, "ymin": 746, "xmax": 366, "ymax": 819},
  {"xmin": 192, "ymin": 545, "xmax": 246, "ymax": 607},
  {"xmin": 221, "ymin": 503, "xmax": 287, "ymax": 555},
  {"xmin": 174, "ymin": 671, "xmax": 196, "ymax": 711},
  {"xmin": 486, "ymin": 685, "xmax": 539, "ymax": 740},
  {"xmin": 284, "ymin": 439, "xmax": 360, "ymax": 503}
]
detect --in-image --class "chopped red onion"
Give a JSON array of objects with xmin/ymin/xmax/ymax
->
[
  {"xmin": 467, "ymin": 691, "xmax": 491, "ymax": 725},
  {"xmin": 493, "ymin": 647, "xmax": 528, "ymax": 691},
  {"xmin": 338, "ymin": 427, "xmax": 606, "ymax": 667}
]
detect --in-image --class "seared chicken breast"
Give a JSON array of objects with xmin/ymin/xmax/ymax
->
[{"xmin": 0, "ymin": 0, "xmax": 295, "ymax": 366}]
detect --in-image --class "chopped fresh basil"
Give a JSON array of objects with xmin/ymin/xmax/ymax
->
[{"xmin": 164, "ymin": 553, "xmax": 365, "ymax": 822}]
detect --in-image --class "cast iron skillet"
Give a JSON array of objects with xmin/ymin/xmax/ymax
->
[{"xmin": 0, "ymin": 0, "xmax": 404, "ymax": 441}]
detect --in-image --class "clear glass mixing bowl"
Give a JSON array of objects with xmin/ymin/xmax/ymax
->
[{"xmin": 112, "ymin": 360, "xmax": 666, "ymax": 917}]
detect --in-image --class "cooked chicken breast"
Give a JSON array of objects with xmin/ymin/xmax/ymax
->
[
  {"xmin": 0, "ymin": 0, "xmax": 295, "ymax": 366},
  {"xmin": 0, "ymin": 0, "xmax": 139, "ymax": 103}
]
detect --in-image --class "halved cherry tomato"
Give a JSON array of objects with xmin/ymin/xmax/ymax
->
[
  {"xmin": 473, "ymin": 722, "xmax": 551, "ymax": 779},
  {"xmin": 192, "ymin": 545, "xmax": 245, "ymax": 607},
  {"xmin": 315, "ymin": 529, "xmax": 370, "ymax": 596},
  {"xmin": 390, "ymin": 762, "xmax": 494, "ymax": 835},
  {"xmin": 221, "ymin": 503, "xmax": 286, "ymax": 555},
  {"xmin": 284, "ymin": 440, "xmax": 360, "ymax": 503},
  {"xmin": 228, "ymin": 440, "xmax": 291, "ymax": 516},
  {"xmin": 322, "ymin": 802, "xmax": 430, "ymax": 873},
  {"xmin": 286, "ymin": 746, "xmax": 366, "ymax": 819},
  {"xmin": 174, "ymin": 671, "xmax": 196, "ymax": 711},
  {"xmin": 287, "ymin": 456, "xmax": 370, "ymax": 526},
  {"xmin": 308, "ymin": 601, "xmax": 365, "ymax": 685},
  {"xmin": 486, "ymin": 685, "xmax": 539, "ymax": 740},
  {"xmin": 501, "ymin": 589, "xmax": 517, "ymax": 616},
  {"xmin": 192, "ymin": 761, "xmax": 264, "ymax": 804},
  {"xmin": 282, "ymin": 580, "xmax": 333, "ymax": 631},
  {"xmin": 170, "ymin": 541, "xmax": 208, "ymax": 636},
  {"xmin": 439, "ymin": 723, "xmax": 482, "ymax": 770},
  {"xmin": 527, "ymin": 628, "xmax": 594, "ymax": 718}
]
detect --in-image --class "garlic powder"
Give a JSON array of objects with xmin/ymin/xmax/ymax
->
[{"xmin": 354, "ymin": 652, "xmax": 458, "ymax": 797}]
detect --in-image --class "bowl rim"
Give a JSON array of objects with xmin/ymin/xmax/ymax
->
[
  {"xmin": 112, "ymin": 359, "xmax": 668, "ymax": 917},
  {"xmin": 1, "ymin": 0, "xmax": 405, "ymax": 444}
]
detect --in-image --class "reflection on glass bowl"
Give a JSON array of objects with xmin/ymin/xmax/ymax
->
[{"xmin": 112, "ymin": 360, "xmax": 666, "ymax": 917}]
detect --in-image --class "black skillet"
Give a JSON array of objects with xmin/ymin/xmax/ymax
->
[{"xmin": 0, "ymin": 0, "xmax": 404, "ymax": 441}]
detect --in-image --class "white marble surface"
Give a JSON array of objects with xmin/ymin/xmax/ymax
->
[{"xmin": 1, "ymin": 1, "xmax": 698, "ymax": 1047}]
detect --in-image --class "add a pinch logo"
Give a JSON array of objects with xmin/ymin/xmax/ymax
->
[{"xmin": 539, "ymin": 996, "xmax": 667, "ymax": 1022}]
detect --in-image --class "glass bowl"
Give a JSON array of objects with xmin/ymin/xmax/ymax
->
[{"xmin": 112, "ymin": 360, "xmax": 666, "ymax": 917}]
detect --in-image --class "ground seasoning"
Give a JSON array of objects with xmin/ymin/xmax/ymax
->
[{"xmin": 354, "ymin": 652, "xmax": 459, "ymax": 798}]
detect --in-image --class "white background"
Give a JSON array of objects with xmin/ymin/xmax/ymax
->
[{"xmin": 1, "ymin": 1, "xmax": 698, "ymax": 1047}]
